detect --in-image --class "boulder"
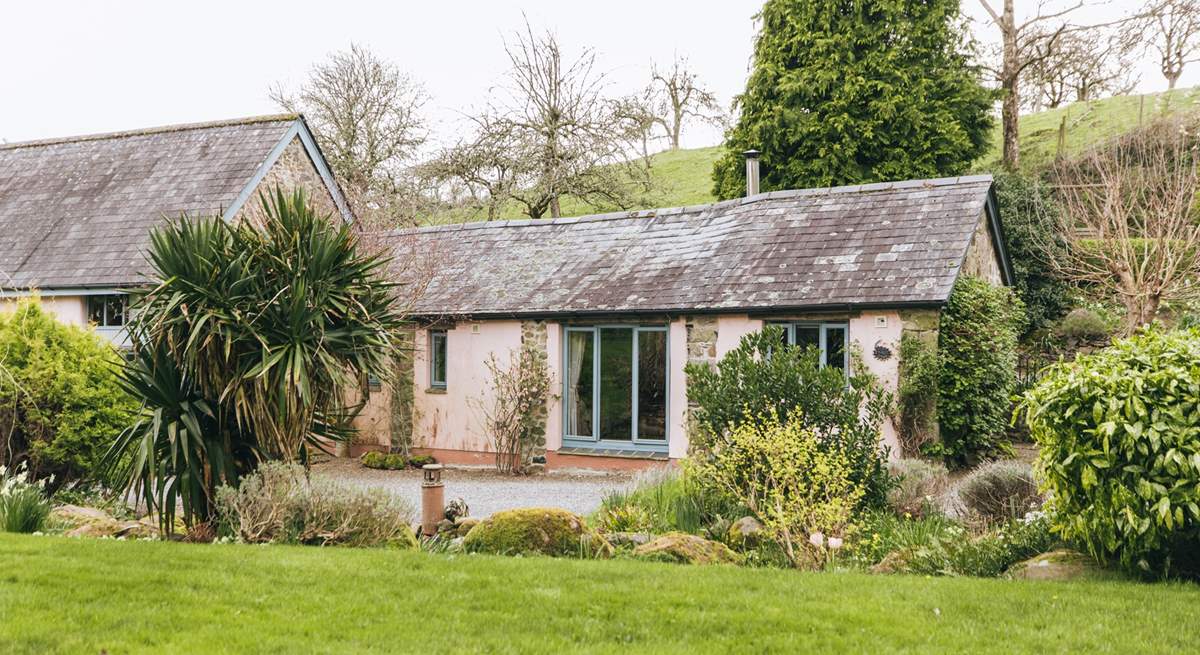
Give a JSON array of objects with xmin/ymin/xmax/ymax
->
[
  {"xmin": 726, "ymin": 516, "xmax": 764, "ymax": 549},
  {"xmin": 436, "ymin": 519, "xmax": 456, "ymax": 534},
  {"xmin": 462, "ymin": 507, "xmax": 601, "ymax": 557},
  {"xmin": 633, "ymin": 532, "xmax": 741, "ymax": 565},
  {"xmin": 65, "ymin": 517, "xmax": 159, "ymax": 540},
  {"xmin": 444, "ymin": 498, "xmax": 470, "ymax": 522},
  {"xmin": 869, "ymin": 550, "xmax": 916, "ymax": 575},
  {"xmin": 453, "ymin": 517, "xmax": 481, "ymax": 537},
  {"xmin": 49, "ymin": 504, "xmax": 113, "ymax": 529},
  {"xmin": 1008, "ymin": 550, "xmax": 1111, "ymax": 581},
  {"xmin": 606, "ymin": 531, "xmax": 653, "ymax": 547},
  {"xmin": 386, "ymin": 525, "xmax": 419, "ymax": 550}
]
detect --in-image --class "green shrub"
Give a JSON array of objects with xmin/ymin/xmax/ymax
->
[
  {"xmin": 0, "ymin": 300, "xmax": 136, "ymax": 487},
  {"xmin": 991, "ymin": 171, "xmax": 1073, "ymax": 335},
  {"xmin": 688, "ymin": 410, "xmax": 864, "ymax": 569},
  {"xmin": 597, "ymin": 467, "xmax": 743, "ymax": 537},
  {"xmin": 362, "ymin": 452, "xmax": 408, "ymax": 471},
  {"xmin": 896, "ymin": 335, "xmax": 940, "ymax": 456},
  {"xmin": 886, "ymin": 458, "xmax": 949, "ymax": 518},
  {"xmin": 462, "ymin": 507, "xmax": 604, "ymax": 557},
  {"xmin": 931, "ymin": 276, "xmax": 1023, "ymax": 466},
  {"xmin": 1056, "ymin": 308, "xmax": 1111, "ymax": 341},
  {"xmin": 956, "ymin": 460, "xmax": 1040, "ymax": 524},
  {"xmin": 851, "ymin": 510, "xmax": 1055, "ymax": 577},
  {"xmin": 407, "ymin": 454, "xmax": 436, "ymax": 468},
  {"xmin": 1022, "ymin": 327, "xmax": 1200, "ymax": 578},
  {"xmin": 0, "ymin": 464, "xmax": 52, "ymax": 533},
  {"xmin": 686, "ymin": 326, "xmax": 893, "ymax": 506},
  {"xmin": 215, "ymin": 462, "xmax": 417, "ymax": 548}
]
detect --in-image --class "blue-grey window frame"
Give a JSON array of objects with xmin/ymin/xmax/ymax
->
[
  {"xmin": 562, "ymin": 324, "xmax": 669, "ymax": 453},
  {"xmin": 428, "ymin": 329, "xmax": 448, "ymax": 389},
  {"xmin": 774, "ymin": 321, "xmax": 850, "ymax": 372}
]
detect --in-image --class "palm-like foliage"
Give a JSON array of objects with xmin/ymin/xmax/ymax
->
[{"xmin": 105, "ymin": 187, "xmax": 406, "ymax": 529}]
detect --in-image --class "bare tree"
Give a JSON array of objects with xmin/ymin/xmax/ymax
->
[
  {"xmin": 645, "ymin": 56, "xmax": 726, "ymax": 151},
  {"xmin": 1024, "ymin": 26, "xmax": 1139, "ymax": 110},
  {"xmin": 1043, "ymin": 116, "xmax": 1200, "ymax": 330},
  {"xmin": 272, "ymin": 44, "xmax": 430, "ymax": 228},
  {"xmin": 1138, "ymin": 0, "xmax": 1200, "ymax": 90},
  {"xmin": 978, "ymin": 1, "xmax": 1139, "ymax": 169},
  {"xmin": 422, "ymin": 115, "xmax": 525, "ymax": 221},
  {"xmin": 430, "ymin": 21, "xmax": 652, "ymax": 220}
]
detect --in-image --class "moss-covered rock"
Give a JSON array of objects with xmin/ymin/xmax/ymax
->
[
  {"xmin": 49, "ymin": 504, "xmax": 112, "ymax": 530},
  {"xmin": 633, "ymin": 532, "xmax": 741, "ymax": 565},
  {"xmin": 726, "ymin": 516, "xmax": 764, "ymax": 550},
  {"xmin": 1008, "ymin": 549, "xmax": 1113, "ymax": 581},
  {"xmin": 462, "ymin": 508, "xmax": 602, "ymax": 557},
  {"xmin": 386, "ymin": 525, "xmax": 419, "ymax": 550},
  {"xmin": 453, "ymin": 517, "xmax": 481, "ymax": 537}
]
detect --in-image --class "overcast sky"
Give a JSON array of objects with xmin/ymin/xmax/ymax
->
[{"xmin": 0, "ymin": 0, "xmax": 1175, "ymax": 150}]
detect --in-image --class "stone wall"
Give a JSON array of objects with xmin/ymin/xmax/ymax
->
[
  {"xmin": 898, "ymin": 308, "xmax": 942, "ymax": 450},
  {"xmin": 961, "ymin": 211, "xmax": 1004, "ymax": 285},
  {"xmin": 520, "ymin": 320, "xmax": 550, "ymax": 464},
  {"xmin": 234, "ymin": 136, "xmax": 341, "ymax": 226}
]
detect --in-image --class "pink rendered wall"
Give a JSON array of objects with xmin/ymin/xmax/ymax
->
[
  {"xmin": 2, "ymin": 295, "xmax": 85, "ymax": 326},
  {"xmin": 412, "ymin": 320, "xmax": 524, "ymax": 454},
  {"xmin": 849, "ymin": 310, "xmax": 903, "ymax": 457},
  {"xmin": 411, "ymin": 312, "xmax": 903, "ymax": 461}
]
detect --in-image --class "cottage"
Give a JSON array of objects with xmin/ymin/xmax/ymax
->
[
  {"xmin": 0, "ymin": 115, "xmax": 1013, "ymax": 471},
  {"xmin": 0, "ymin": 114, "xmax": 351, "ymax": 346},
  {"xmin": 374, "ymin": 174, "xmax": 1012, "ymax": 469}
]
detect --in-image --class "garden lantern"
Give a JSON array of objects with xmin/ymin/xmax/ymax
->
[{"xmin": 421, "ymin": 464, "xmax": 445, "ymax": 537}]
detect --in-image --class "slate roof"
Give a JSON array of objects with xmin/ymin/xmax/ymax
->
[
  {"xmin": 389, "ymin": 175, "xmax": 1006, "ymax": 318},
  {"xmin": 0, "ymin": 115, "xmax": 299, "ymax": 290}
]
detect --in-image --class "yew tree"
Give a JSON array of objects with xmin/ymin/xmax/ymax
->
[{"xmin": 712, "ymin": 0, "xmax": 994, "ymax": 198}]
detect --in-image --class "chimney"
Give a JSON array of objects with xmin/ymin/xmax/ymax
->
[{"xmin": 743, "ymin": 149, "xmax": 761, "ymax": 197}]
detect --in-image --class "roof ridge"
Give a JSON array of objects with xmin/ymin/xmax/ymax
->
[
  {"xmin": 0, "ymin": 114, "xmax": 301, "ymax": 151},
  {"xmin": 381, "ymin": 174, "xmax": 995, "ymax": 237}
]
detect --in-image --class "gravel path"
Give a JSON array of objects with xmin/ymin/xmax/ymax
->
[{"xmin": 311, "ymin": 459, "xmax": 638, "ymax": 518}]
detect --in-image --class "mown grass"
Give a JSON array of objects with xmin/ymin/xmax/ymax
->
[{"xmin": 1, "ymin": 533, "xmax": 1196, "ymax": 654}]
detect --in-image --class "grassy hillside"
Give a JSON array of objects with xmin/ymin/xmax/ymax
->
[
  {"xmin": 428, "ymin": 87, "xmax": 1200, "ymax": 224},
  {"xmin": 976, "ymin": 87, "xmax": 1200, "ymax": 171}
]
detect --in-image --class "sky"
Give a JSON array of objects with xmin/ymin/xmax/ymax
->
[{"xmin": 0, "ymin": 0, "xmax": 1179, "ymax": 150}]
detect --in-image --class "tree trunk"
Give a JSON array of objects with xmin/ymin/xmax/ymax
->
[
  {"xmin": 1000, "ymin": 0, "xmax": 1021, "ymax": 170},
  {"xmin": 1167, "ymin": 71, "xmax": 1180, "ymax": 90}
]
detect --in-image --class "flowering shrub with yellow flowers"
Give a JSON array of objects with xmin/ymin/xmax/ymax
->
[{"xmin": 687, "ymin": 409, "xmax": 863, "ymax": 569}]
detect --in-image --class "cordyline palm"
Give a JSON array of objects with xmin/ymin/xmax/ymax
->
[{"xmin": 104, "ymin": 187, "xmax": 406, "ymax": 530}]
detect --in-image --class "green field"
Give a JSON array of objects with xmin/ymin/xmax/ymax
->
[
  {"xmin": 436, "ymin": 87, "xmax": 1200, "ymax": 225},
  {"xmin": 1, "ymin": 533, "xmax": 1196, "ymax": 654}
]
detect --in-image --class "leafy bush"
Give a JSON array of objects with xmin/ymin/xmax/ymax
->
[
  {"xmin": 1022, "ymin": 327, "xmax": 1200, "ymax": 578},
  {"xmin": 956, "ymin": 460, "xmax": 1040, "ymax": 524},
  {"xmin": 407, "ymin": 454, "xmax": 436, "ymax": 468},
  {"xmin": 991, "ymin": 171, "xmax": 1073, "ymax": 335},
  {"xmin": 896, "ymin": 335, "xmax": 940, "ymax": 456},
  {"xmin": 686, "ymin": 326, "xmax": 893, "ymax": 506},
  {"xmin": 1056, "ymin": 308, "xmax": 1111, "ymax": 341},
  {"xmin": 688, "ymin": 410, "xmax": 864, "ymax": 569},
  {"xmin": 932, "ymin": 276, "xmax": 1023, "ymax": 466},
  {"xmin": 462, "ymin": 507, "xmax": 606, "ymax": 557},
  {"xmin": 886, "ymin": 458, "xmax": 949, "ymax": 518},
  {"xmin": 0, "ymin": 464, "xmax": 52, "ymax": 533},
  {"xmin": 105, "ymin": 188, "xmax": 406, "ymax": 530},
  {"xmin": 851, "ymin": 510, "xmax": 1055, "ymax": 577},
  {"xmin": 215, "ymin": 462, "xmax": 417, "ymax": 548},
  {"xmin": 0, "ymin": 300, "xmax": 136, "ymax": 487},
  {"xmin": 361, "ymin": 452, "xmax": 407, "ymax": 470}
]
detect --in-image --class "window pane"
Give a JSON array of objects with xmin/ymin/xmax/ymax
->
[
  {"xmin": 825, "ymin": 326, "xmax": 847, "ymax": 370},
  {"xmin": 636, "ymin": 330, "xmax": 667, "ymax": 440},
  {"xmin": 566, "ymin": 331, "xmax": 594, "ymax": 437},
  {"xmin": 431, "ymin": 332, "xmax": 447, "ymax": 385},
  {"xmin": 795, "ymin": 325, "xmax": 820, "ymax": 357},
  {"xmin": 598, "ymin": 327, "xmax": 633, "ymax": 441},
  {"xmin": 87, "ymin": 296, "xmax": 105, "ymax": 325},
  {"xmin": 104, "ymin": 296, "xmax": 125, "ymax": 326}
]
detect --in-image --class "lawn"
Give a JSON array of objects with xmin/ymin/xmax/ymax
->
[{"xmin": 1, "ymin": 534, "xmax": 1196, "ymax": 654}]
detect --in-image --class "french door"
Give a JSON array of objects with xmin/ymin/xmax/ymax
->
[{"xmin": 564, "ymin": 326, "xmax": 668, "ymax": 445}]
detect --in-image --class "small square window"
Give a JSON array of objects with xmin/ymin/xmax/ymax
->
[
  {"xmin": 86, "ymin": 294, "xmax": 127, "ymax": 328},
  {"xmin": 429, "ymin": 329, "xmax": 448, "ymax": 388}
]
